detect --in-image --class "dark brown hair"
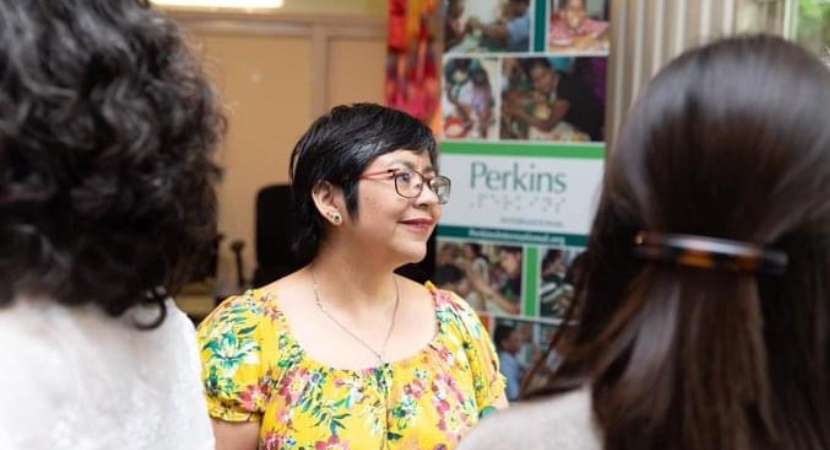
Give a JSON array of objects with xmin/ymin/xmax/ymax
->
[
  {"xmin": 0, "ymin": 0, "xmax": 224, "ymax": 327},
  {"xmin": 548, "ymin": 35, "xmax": 830, "ymax": 450}
]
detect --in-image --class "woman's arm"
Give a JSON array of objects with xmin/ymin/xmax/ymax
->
[
  {"xmin": 509, "ymin": 99, "xmax": 571, "ymax": 132},
  {"xmin": 212, "ymin": 420, "xmax": 260, "ymax": 450},
  {"xmin": 464, "ymin": 266, "xmax": 521, "ymax": 315}
]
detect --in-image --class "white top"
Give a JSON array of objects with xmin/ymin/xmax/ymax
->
[
  {"xmin": 0, "ymin": 296, "xmax": 214, "ymax": 450},
  {"xmin": 458, "ymin": 387, "xmax": 602, "ymax": 450}
]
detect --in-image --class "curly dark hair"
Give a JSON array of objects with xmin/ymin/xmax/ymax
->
[{"xmin": 0, "ymin": 0, "xmax": 224, "ymax": 327}]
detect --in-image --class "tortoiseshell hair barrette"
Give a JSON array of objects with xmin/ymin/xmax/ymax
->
[{"xmin": 633, "ymin": 231, "xmax": 788, "ymax": 276}]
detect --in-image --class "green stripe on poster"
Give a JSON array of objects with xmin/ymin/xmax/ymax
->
[
  {"xmin": 440, "ymin": 141, "xmax": 605, "ymax": 159},
  {"xmin": 437, "ymin": 225, "xmax": 588, "ymax": 247},
  {"xmin": 534, "ymin": 0, "xmax": 547, "ymax": 52},
  {"xmin": 523, "ymin": 246, "xmax": 539, "ymax": 316}
]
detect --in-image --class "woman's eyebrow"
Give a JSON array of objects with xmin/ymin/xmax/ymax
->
[{"xmin": 387, "ymin": 160, "xmax": 436, "ymax": 174}]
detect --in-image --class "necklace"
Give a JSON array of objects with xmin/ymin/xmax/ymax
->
[{"xmin": 309, "ymin": 268, "xmax": 400, "ymax": 365}]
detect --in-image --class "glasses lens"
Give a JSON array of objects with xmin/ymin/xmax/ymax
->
[
  {"xmin": 394, "ymin": 170, "xmax": 422, "ymax": 198},
  {"xmin": 431, "ymin": 177, "xmax": 451, "ymax": 204}
]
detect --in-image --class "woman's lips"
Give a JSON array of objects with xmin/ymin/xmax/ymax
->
[{"xmin": 400, "ymin": 218, "xmax": 435, "ymax": 232}]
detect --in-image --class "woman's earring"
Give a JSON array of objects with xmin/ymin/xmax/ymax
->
[{"xmin": 328, "ymin": 211, "xmax": 342, "ymax": 225}]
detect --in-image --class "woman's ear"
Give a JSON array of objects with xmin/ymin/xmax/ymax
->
[{"xmin": 311, "ymin": 181, "xmax": 345, "ymax": 226}]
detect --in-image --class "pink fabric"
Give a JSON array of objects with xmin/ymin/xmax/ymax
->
[{"xmin": 549, "ymin": 13, "xmax": 609, "ymax": 46}]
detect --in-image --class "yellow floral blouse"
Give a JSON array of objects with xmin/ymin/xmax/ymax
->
[{"xmin": 197, "ymin": 282, "xmax": 506, "ymax": 450}]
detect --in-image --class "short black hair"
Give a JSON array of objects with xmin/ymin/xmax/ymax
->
[
  {"xmin": 500, "ymin": 246, "xmax": 523, "ymax": 256},
  {"xmin": 0, "ymin": 0, "xmax": 224, "ymax": 327},
  {"xmin": 464, "ymin": 242, "xmax": 483, "ymax": 256},
  {"xmin": 434, "ymin": 264, "xmax": 464, "ymax": 286},
  {"xmin": 289, "ymin": 103, "xmax": 436, "ymax": 263},
  {"xmin": 443, "ymin": 58, "xmax": 472, "ymax": 84},
  {"xmin": 543, "ymin": 248, "xmax": 564, "ymax": 267},
  {"xmin": 494, "ymin": 323, "xmax": 518, "ymax": 351},
  {"xmin": 524, "ymin": 57, "xmax": 554, "ymax": 74}
]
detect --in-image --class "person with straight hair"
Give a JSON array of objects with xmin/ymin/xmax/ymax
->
[
  {"xmin": 198, "ymin": 103, "xmax": 507, "ymax": 450},
  {"xmin": 459, "ymin": 34, "xmax": 830, "ymax": 450},
  {"xmin": 0, "ymin": 0, "xmax": 224, "ymax": 448}
]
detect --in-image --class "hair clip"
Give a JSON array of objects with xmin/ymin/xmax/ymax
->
[{"xmin": 633, "ymin": 231, "xmax": 788, "ymax": 276}]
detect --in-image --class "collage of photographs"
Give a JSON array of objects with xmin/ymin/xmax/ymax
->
[
  {"xmin": 435, "ymin": 0, "xmax": 610, "ymax": 397},
  {"xmin": 489, "ymin": 316, "xmax": 574, "ymax": 400},
  {"xmin": 441, "ymin": 0, "xmax": 609, "ymax": 142},
  {"xmin": 433, "ymin": 238, "xmax": 585, "ymax": 399},
  {"xmin": 434, "ymin": 239, "xmax": 584, "ymax": 320}
]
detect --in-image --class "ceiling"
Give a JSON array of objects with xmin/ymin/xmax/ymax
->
[{"xmin": 151, "ymin": 0, "xmax": 386, "ymax": 17}]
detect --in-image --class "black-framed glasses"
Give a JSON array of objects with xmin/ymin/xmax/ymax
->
[{"xmin": 360, "ymin": 168, "xmax": 451, "ymax": 205}]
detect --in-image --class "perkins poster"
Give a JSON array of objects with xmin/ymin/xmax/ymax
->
[{"xmin": 434, "ymin": 0, "xmax": 610, "ymax": 399}]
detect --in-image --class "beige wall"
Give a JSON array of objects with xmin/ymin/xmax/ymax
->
[
  {"xmin": 328, "ymin": 38, "xmax": 387, "ymax": 108},
  {"xmin": 175, "ymin": 13, "xmax": 385, "ymax": 291}
]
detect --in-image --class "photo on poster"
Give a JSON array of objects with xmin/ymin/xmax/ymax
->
[
  {"xmin": 501, "ymin": 56, "xmax": 606, "ymax": 142},
  {"xmin": 434, "ymin": 239, "xmax": 523, "ymax": 316},
  {"xmin": 492, "ymin": 317, "xmax": 570, "ymax": 400},
  {"xmin": 524, "ymin": 320, "xmax": 581, "ymax": 396},
  {"xmin": 444, "ymin": 0, "xmax": 533, "ymax": 54},
  {"xmin": 385, "ymin": 0, "xmax": 440, "ymax": 123},
  {"xmin": 538, "ymin": 246, "xmax": 586, "ymax": 320},
  {"xmin": 442, "ymin": 57, "xmax": 499, "ymax": 140},
  {"xmin": 548, "ymin": 0, "xmax": 610, "ymax": 55}
]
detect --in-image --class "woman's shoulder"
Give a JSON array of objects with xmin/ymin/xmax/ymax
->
[
  {"xmin": 459, "ymin": 387, "xmax": 600, "ymax": 450},
  {"xmin": 201, "ymin": 286, "xmax": 280, "ymax": 324},
  {"xmin": 0, "ymin": 295, "xmax": 196, "ymax": 346},
  {"xmin": 423, "ymin": 281, "xmax": 494, "ymax": 346},
  {"xmin": 0, "ymin": 297, "xmax": 205, "ymax": 374},
  {"xmin": 0, "ymin": 298, "xmax": 214, "ymax": 448},
  {"xmin": 425, "ymin": 280, "xmax": 475, "ymax": 314},
  {"xmin": 196, "ymin": 286, "xmax": 287, "ymax": 353}
]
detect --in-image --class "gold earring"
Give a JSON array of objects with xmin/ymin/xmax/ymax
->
[{"xmin": 329, "ymin": 212, "xmax": 342, "ymax": 225}]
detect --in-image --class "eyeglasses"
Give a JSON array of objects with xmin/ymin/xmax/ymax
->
[{"xmin": 360, "ymin": 168, "xmax": 451, "ymax": 205}]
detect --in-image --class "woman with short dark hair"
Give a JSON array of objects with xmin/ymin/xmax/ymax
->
[
  {"xmin": 461, "ymin": 34, "xmax": 830, "ymax": 450},
  {"xmin": 0, "ymin": 0, "xmax": 224, "ymax": 448},
  {"xmin": 198, "ymin": 103, "xmax": 507, "ymax": 450}
]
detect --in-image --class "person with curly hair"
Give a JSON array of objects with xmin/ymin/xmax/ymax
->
[{"xmin": 0, "ymin": 1, "xmax": 224, "ymax": 448}]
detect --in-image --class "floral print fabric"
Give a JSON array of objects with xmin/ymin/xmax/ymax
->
[{"xmin": 197, "ymin": 282, "xmax": 505, "ymax": 450}]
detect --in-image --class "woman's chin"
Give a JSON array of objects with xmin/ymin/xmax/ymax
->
[{"xmin": 394, "ymin": 243, "xmax": 428, "ymax": 266}]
